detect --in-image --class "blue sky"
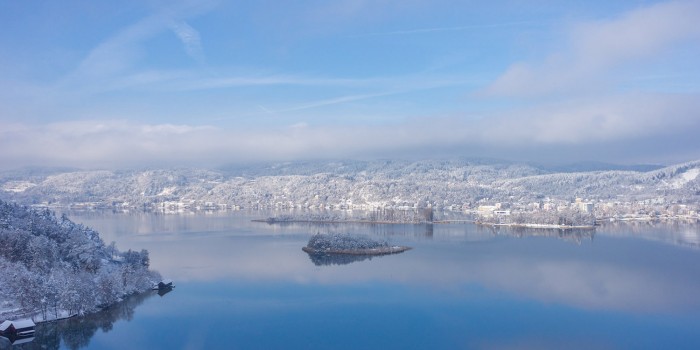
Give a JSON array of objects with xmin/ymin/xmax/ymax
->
[{"xmin": 1, "ymin": 0, "xmax": 699, "ymax": 169}]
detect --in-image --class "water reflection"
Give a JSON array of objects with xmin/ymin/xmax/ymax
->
[
  {"xmin": 302, "ymin": 249, "xmax": 412, "ymax": 266},
  {"xmin": 479, "ymin": 225, "xmax": 596, "ymax": 244},
  {"xmin": 9, "ymin": 291, "xmax": 157, "ymax": 350},
  {"xmin": 7, "ymin": 210, "xmax": 694, "ymax": 349},
  {"xmin": 63, "ymin": 211, "xmax": 700, "ymax": 312},
  {"xmin": 263, "ymin": 220, "xmax": 600, "ymax": 244},
  {"xmin": 304, "ymin": 251, "xmax": 375, "ymax": 266},
  {"xmin": 260, "ymin": 220, "xmax": 436, "ymax": 239},
  {"xmin": 156, "ymin": 286, "xmax": 174, "ymax": 297},
  {"xmin": 0, "ymin": 335, "xmax": 33, "ymax": 349},
  {"xmin": 62, "ymin": 209, "xmax": 699, "ymax": 248},
  {"xmin": 600, "ymin": 221, "xmax": 700, "ymax": 248},
  {"xmin": 52, "ymin": 211, "xmax": 700, "ymax": 347}
]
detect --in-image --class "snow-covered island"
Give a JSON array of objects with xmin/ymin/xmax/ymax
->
[
  {"xmin": 0, "ymin": 200, "xmax": 161, "ymax": 324},
  {"xmin": 302, "ymin": 233, "xmax": 411, "ymax": 256}
]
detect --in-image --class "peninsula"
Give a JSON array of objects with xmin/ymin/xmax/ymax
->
[{"xmin": 0, "ymin": 200, "xmax": 161, "ymax": 324}]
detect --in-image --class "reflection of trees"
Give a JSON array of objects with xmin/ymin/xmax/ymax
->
[
  {"xmin": 476, "ymin": 225, "xmax": 596, "ymax": 244},
  {"xmin": 304, "ymin": 252, "xmax": 376, "ymax": 266},
  {"xmin": 265, "ymin": 221, "xmax": 436, "ymax": 239},
  {"xmin": 27, "ymin": 291, "xmax": 156, "ymax": 350},
  {"xmin": 263, "ymin": 208, "xmax": 436, "ymax": 225},
  {"xmin": 600, "ymin": 221, "xmax": 700, "ymax": 248},
  {"xmin": 369, "ymin": 223, "xmax": 433, "ymax": 238}
]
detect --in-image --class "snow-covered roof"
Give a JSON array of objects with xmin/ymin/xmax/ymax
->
[
  {"xmin": 0, "ymin": 321, "xmax": 12, "ymax": 332},
  {"xmin": 160, "ymin": 279, "xmax": 173, "ymax": 285},
  {"xmin": 13, "ymin": 319, "xmax": 35, "ymax": 329}
]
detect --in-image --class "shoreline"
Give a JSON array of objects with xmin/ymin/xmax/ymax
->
[
  {"xmin": 302, "ymin": 245, "xmax": 412, "ymax": 256},
  {"xmin": 254, "ymin": 218, "xmax": 598, "ymax": 229},
  {"xmin": 475, "ymin": 222, "xmax": 596, "ymax": 230},
  {"xmin": 255, "ymin": 217, "xmax": 700, "ymax": 229},
  {"xmin": 1, "ymin": 289, "xmax": 156, "ymax": 326},
  {"xmin": 253, "ymin": 218, "xmax": 438, "ymax": 225}
]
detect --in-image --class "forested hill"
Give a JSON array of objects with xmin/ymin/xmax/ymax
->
[
  {"xmin": 0, "ymin": 159, "xmax": 699, "ymax": 210},
  {"xmin": 0, "ymin": 200, "xmax": 160, "ymax": 321}
]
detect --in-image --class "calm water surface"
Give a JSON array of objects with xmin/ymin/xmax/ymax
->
[{"xmin": 18, "ymin": 211, "xmax": 700, "ymax": 349}]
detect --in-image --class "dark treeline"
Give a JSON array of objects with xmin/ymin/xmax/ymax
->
[{"xmin": 478, "ymin": 208, "xmax": 596, "ymax": 227}]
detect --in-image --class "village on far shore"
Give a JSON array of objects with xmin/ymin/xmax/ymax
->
[
  {"xmin": 2, "ymin": 159, "xmax": 698, "ymax": 226},
  {"xmin": 255, "ymin": 196, "xmax": 699, "ymax": 229}
]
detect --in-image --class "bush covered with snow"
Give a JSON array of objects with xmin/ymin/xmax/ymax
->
[{"xmin": 306, "ymin": 233, "xmax": 389, "ymax": 252}]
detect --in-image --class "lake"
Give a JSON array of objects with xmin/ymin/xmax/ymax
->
[{"xmin": 15, "ymin": 211, "xmax": 700, "ymax": 349}]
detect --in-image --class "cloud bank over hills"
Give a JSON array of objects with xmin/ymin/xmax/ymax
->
[{"xmin": 1, "ymin": 1, "xmax": 698, "ymax": 169}]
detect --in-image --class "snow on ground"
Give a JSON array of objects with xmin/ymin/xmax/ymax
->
[
  {"xmin": 669, "ymin": 168, "xmax": 700, "ymax": 189},
  {"xmin": 0, "ymin": 304, "xmax": 21, "ymax": 318},
  {"xmin": 158, "ymin": 186, "xmax": 178, "ymax": 196},
  {"xmin": 1, "ymin": 303, "xmax": 76, "ymax": 323},
  {"xmin": 1, "ymin": 181, "xmax": 36, "ymax": 193},
  {"xmin": 32, "ymin": 310, "xmax": 77, "ymax": 323}
]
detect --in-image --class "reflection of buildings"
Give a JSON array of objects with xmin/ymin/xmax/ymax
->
[
  {"xmin": 477, "ymin": 225, "xmax": 596, "ymax": 245},
  {"xmin": 157, "ymin": 286, "xmax": 174, "ymax": 297},
  {"xmin": 0, "ymin": 334, "xmax": 34, "ymax": 347},
  {"xmin": 0, "ymin": 336, "xmax": 10, "ymax": 348},
  {"xmin": 0, "ymin": 319, "xmax": 35, "ymax": 346},
  {"xmin": 599, "ymin": 221, "xmax": 700, "ymax": 249}
]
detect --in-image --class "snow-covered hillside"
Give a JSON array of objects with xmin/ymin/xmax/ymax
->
[
  {"xmin": 0, "ymin": 159, "xmax": 698, "ymax": 210},
  {"xmin": 0, "ymin": 200, "xmax": 160, "ymax": 321}
]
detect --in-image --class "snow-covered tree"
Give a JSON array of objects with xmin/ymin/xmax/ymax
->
[{"xmin": 0, "ymin": 200, "xmax": 160, "ymax": 319}]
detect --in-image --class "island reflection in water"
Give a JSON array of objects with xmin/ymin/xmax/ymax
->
[
  {"xmin": 36, "ymin": 210, "xmax": 700, "ymax": 349},
  {"xmin": 303, "ymin": 249, "xmax": 412, "ymax": 266},
  {"xmin": 304, "ymin": 251, "xmax": 375, "ymax": 266}
]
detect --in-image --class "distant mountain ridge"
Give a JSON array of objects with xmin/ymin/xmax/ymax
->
[
  {"xmin": 538, "ymin": 161, "xmax": 664, "ymax": 173},
  {"xmin": 0, "ymin": 159, "xmax": 698, "ymax": 210}
]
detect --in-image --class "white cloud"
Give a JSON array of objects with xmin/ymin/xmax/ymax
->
[
  {"xmin": 0, "ymin": 121, "xmax": 220, "ymax": 169},
  {"xmin": 0, "ymin": 119, "xmax": 411, "ymax": 169},
  {"xmin": 482, "ymin": 93, "xmax": 700, "ymax": 144},
  {"xmin": 571, "ymin": 0, "xmax": 700, "ymax": 69},
  {"xmin": 484, "ymin": 0, "xmax": 700, "ymax": 97},
  {"xmin": 169, "ymin": 21, "xmax": 204, "ymax": 61},
  {"xmin": 71, "ymin": 15, "xmax": 169, "ymax": 80},
  {"xmin": 2, "ymin": 91, "xmax": 698, "ymax": 170},
  {"xmin": 65, "ymin": 1, "xmax": 214, "ymax": 85}
]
